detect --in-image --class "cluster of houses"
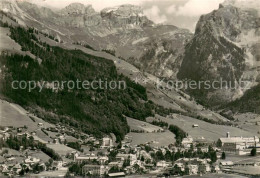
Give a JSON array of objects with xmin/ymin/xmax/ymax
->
[
  {"xmin": 0, "ymin": 149, "xmax": 46, "ymax": 176},
  {"xmin": 1, "ymin": 120, "xmax": 260, "ymax": 177},
  {"xmin": 66, "ymin": 141, "xmax": 221, "ymax": 176},
  {"xmin": 173, "ymin": 158, "xmax": 218, "ymax": 174},
  {"xmin": 71, "ymin": 147, "xmax": 141, "ymax": 176},
  {"xmin": 76, "ymin": 152, "xmax": 138, "ymax": 176},
  {"xmin": 0, "ymin": 151, "xmax": 68, "ymax": 177}
]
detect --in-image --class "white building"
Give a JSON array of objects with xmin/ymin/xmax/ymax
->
[
  {"xmin": 38, "ymin": 123, "xmax": 44, "ymax": 127},
  {"xmin": 219, "ymin": 132, "xmax": 259, "ymax": 155},
  {"xmin": 24, "ymin": 156, "xmax": 40, "ymax": 164},
  {"xmin": 108, "ymin": 161, "xmax": 123, "ymax": 168},
  {"xmin": 82, "ymin": 165, "xmax": 108, "ymax": 176},
  {"xmin": 53, "ymin": 161, "xmax": 63, "ymax": 170},
  {"xmin": 101, "ymin": 137, "xmax": 113, "ymax": 148},
  {"xmin": 182, "ymin": 136, "xmax": 193, "ymax": 148},
  {"xmin": 116, "ymin": 153, "xmax": 137, "ymax": 166},
  {"xmin": 156, "ymin": 161, "xmax": 169, "ymax": 168},
  {"xmin": 220, "ymin": 161, "xmax": 234, "ymax": 166},
  {"xmin": 74, "ymin": 153, "xmax": 98, "ymax": 163},
  {"xmin": 99, "ymin": 156, "xmax": 109, "ymax": 164}
]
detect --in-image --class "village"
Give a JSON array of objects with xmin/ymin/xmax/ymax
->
[
  {"xmin": 0, "ymin": 114, "xmax": 260, "ymax": 177},
  {"xmin": 1, "ymin": 0, "xmax": 260, "ymax": 176}
]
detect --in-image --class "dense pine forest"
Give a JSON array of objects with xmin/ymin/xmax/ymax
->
[{"xmin": 0, "ymin": 21, "xmax": 172, "ymax": 141}]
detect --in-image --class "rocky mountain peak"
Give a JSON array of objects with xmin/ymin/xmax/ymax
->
[
  {"xmin": 222, "ymin": 0, "xmax": 260, "ymax": 13},
  {"xmin": 100, "ymin": 4, "xmax": 152, "ymax": 28},
  {"xmin": 178, "ymin": 3, "xmax": 260, "ymax": 105},
  {"xmin": 101, "ymin": 4, "xmax": 144, "ymax": 18},
  {"xmin": 195, "ymin": 5, "xmax": 241, "ymax": 39},
  {"xmin": 196, "ymin": 4, "xmax": 259, "ymax": 43},
  {"xmin": 60, "ymin": 3, "xmax": 96, "ymax": 16}
]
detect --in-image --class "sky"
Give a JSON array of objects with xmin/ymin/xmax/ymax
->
[{"xmin": 26, "ymin": 0, "xmax": 225, "ymax": 32}]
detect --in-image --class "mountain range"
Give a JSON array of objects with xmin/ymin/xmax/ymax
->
[{"xmin": 0, "ymin": 0, "xmax": 260, "ymax": 133}]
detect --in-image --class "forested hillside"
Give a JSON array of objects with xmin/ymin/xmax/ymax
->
[
  {"xmin": 224, "ymin": 84, "xmax": 260, "ymax": 114},
  {"xmin": 0, "ymin": 23, "xmax": 166, "ymax": 141}
]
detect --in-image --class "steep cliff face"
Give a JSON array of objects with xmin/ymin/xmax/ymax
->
[
  {"xmin": 58, "ymin": 3, "xmax": 101, "ymax": 27},
  {"xmin": 101, "ymin": 4, "xmax": 152, "ymax": 28},
  {"xmin": 60, "ymin": 3, "xmax": 96, "ymax": 16},
  {"xmin": 118, "ymin": 25, "xmax": 192, "ymax": 78},
  {"xmin": 177, "ymin": 3, "xmax": 260, "ymax": 105},
  {"xmin": 57, "ymin": 4, "xmax": 152, "ymax": 30},
  {"xmin": 179, "ymin": 5, "xmax": 246, "ymax": 82}
]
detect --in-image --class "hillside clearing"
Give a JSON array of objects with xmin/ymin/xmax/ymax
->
[
  {"xmin": 125, "ymin": 117, "xmax": 175, "ymax": 147},
  {"xmin": 126, "ymin": 117, "xmax": 163, "ymax": 133},
  {"xmin": 46, "ymin": 144, "xmax": 75, "ymax": 156},
  {"xmin": 147, "ymin": 114, "xmax": 254, "ymax": 142}
]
